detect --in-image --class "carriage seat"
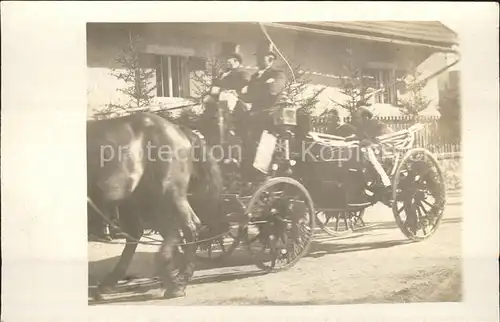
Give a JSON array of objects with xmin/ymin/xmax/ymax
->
[
  {"xmin": 375, "ymin": 123, "xmax": 423, "ymax": 142},
  {"xmin": 307, "ymin": 131, "xmax": 360, "ymax": 147},
  {"xmin": 376, "ymin": 129, "xmax": 410, "ymax": 142},
  {"xmin": 375, "ymin": 129, "xmax": 415, "ymax": 150}
]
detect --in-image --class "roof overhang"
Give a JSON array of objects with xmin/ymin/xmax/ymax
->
[{"xmin": 262, "ymin": 22, "xmax": 459, "ymax": 54}]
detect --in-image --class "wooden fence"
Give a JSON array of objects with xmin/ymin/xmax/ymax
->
[{"xmin": 311, "ymin": 115, "xmax": 461, "ymax": 156}]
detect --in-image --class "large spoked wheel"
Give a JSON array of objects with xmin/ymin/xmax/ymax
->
[
  {"xmin": 316, "ymin": 209, "xmax": 366, "ymax": 237},
  {"xmin": 194, "ymin": 223, "xmax": 241, "ymax": 262},
  {"xmin": 392, "ymin": 148, "xmax": 446, "ymax": 241},
  {"xmin": 242, "ymin": 177, "xmax": 315, "ymax": 273}
]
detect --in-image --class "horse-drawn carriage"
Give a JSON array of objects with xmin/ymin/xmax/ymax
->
[
  {"xmin": 87, "ymin": 89, "xmax": 446, "ymax": 300},
  {"xmin": 195, "ymin": 90, "xmax": 446, "ymax": 265}
]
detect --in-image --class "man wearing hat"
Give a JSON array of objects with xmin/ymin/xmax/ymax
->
[
  {"xmin": 240, "ymin": 42, "xmax": 287, "ymax": 115},
  {"xmin": 212, "ymin": 52, "xmax": 250, "ymax": 94},
  {"xmin": 200, "ymin": 46, "xmax": 250, "ymax": 145},
  {"xmin": 238, "ymin": 41, "xmax": 287, "ymax": 183},
  {"xmin": 337, "ymin": 100, "xmax": 393, "ymax": 205},
  {"xmin": 351, "ymin": 100, "xmax": 392, "ymax": 139}
]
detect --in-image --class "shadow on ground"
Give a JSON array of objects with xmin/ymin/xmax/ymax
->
[
  {"xmin": 89, "ymin": 213, "xmax": 462, "ymax": 305},
  {"xmin": 350, "ymin": 216, "xmax": 462, "ymax": 233},
  {"xmin": 88, "ymin": 236, "xmax": 412, "ymax": 305}
]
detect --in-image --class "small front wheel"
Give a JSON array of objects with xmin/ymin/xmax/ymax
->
[{"xmin": 242, "ymin": 177, "xmax": 315, "ymax": 272}]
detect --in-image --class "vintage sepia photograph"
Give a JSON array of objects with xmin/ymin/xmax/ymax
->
[
  {"xmin": 86, "ymin": 21, "xmax": 464, "ymax": 306},
  {"xmin": 3, "ymin": 2, "xmax": 500, "ymax": 321}
]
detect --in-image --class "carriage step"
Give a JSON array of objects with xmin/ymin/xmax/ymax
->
[{"xmin": 346, "ymin": 201, "xmax": 373, "ymax": 208}]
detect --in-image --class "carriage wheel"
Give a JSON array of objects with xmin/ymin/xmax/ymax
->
[
  {"xmin": 316, "ymin": 209, "xmax": 366, "ymax": 237},
  {"xmin": 243, "ymin": 177, "xmax": 315, "ymax": 272},
  {"xmin": 194, "ymin": 223, "xmax": 241, "ymax": 262},
  {"xmin": 392, "ymin": 148, "xmax": 446, "ymax": 241}
]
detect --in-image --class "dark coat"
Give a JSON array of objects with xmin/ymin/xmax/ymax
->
[
  {"xmin": 212, "ymin": 67, "xmax": 250, "ymax": 94},
  {"xmin": 241, "ymin": 67, "xmax": 287, "ymax": 113},
  {"xmin": 336, "ymin": 119, "xmax": 392, "ymax": 140},
  {"xmin": 200, "ymin": 67, "xmax": 250, "ymax": 144}
]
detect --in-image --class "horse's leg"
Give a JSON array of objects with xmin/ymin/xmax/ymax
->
[
  {"xmin": 94, "ymin": 210, "xmax": 143, "ymax": 299},
  {"xmin": 153, "ymin": 191, "xmax": 199, "ymax": 298},
  {"xmin": 176, "ymin": 225, "xmax": 197, "ymax": 289},
  {"xmin": 171, "ymin": 193, "xmax": 200, "ymax": 283},
  {"xmin": 154, "ymin": 217, "xmax": 185, "ymax": 298},
  {"xmin": 172, "ymin": 192, "xmax": 201, "ymax": 233}
]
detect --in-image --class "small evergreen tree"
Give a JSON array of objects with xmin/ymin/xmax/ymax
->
[
  {"xmin": 91, "ymin": 33, "xmax": 157, "ymax": 120},
  {"xmin": 189, "ymin": 57, "xmax": 225, "ymax": 101},
  {"xmin": 279, "ymin": 59, "xmax": 326, "ymax": 116},
  {"xmin": 110, "ymin": 34, "xmax": 157, "ymax": 111},
  {"xmin": 398, "ymin": 61, "xmax": 432, "ymax": 118},
  {"xmin": 331, "ymin": 47, "xmax": 370, "ymax": 116}
]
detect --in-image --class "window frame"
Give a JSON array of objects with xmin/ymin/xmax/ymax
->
[
  {"xmin": 362, "ymin": 62, "xmax": 400, "ymax": 105},
  {"xmin": 155, "ymin": 54, "xmax": 192, "ymax": 98}
]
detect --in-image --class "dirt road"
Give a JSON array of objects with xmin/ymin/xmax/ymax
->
[{"xmin": 88, "ymin": 192, "xmax": 462, "ymax": 305}]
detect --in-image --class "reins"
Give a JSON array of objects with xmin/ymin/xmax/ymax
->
[{"xmin": 87, "ymin": 197, "xmax": 235, "ymax": 247}]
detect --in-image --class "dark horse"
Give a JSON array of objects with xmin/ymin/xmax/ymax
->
[{"xmin": 87, "ymin": 112, "xmax": 223, "ymax": 300}]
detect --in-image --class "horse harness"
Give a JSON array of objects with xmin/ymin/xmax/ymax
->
[{"xmin": 87, "ymin": 197, "xmax": 233, "ymax": 247}]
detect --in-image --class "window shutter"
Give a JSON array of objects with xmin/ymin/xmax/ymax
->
[
  {"xmin": 155, "ymin": 56, "xmax": 164, "ymax": 97},
  {"xmin": 180, "ymin": 57, "xmax": 190, "ymax": 97}
]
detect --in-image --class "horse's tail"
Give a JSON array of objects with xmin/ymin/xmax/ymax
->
[
  {"xmin": 180, "ymin": 126, "xmax": 224, "ymax": 228},
  {"xmin": 181, "ymin": 125, "xmax": 223, "ymax": 200},
  {"xmin": 192, "ymin": 139, "xmax": 223, "ymax": 199}
]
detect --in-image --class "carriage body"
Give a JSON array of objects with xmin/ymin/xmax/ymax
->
[
  {"xmin": 295, "ymin": 127, "xmax": 417, "ymax": 210},
  {"xmin": 197, "ymin": 91, "xmax": 446, "ymax": 266},
  {"xmin": 292, "ymin": 123, "xmax": 446, "ymax": 240}
]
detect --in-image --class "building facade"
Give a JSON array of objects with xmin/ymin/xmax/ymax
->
[{"xmin": 86, "ymin": 22, "xmax": 458, "ymax": 119}]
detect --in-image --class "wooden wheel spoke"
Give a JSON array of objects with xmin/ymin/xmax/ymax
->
[
  {"xmin": 392, "ymin": 149, "xmax": 446, "ymax": 241},
  {"xmin": 421, "ymin": 199, "xmax": 437, "ymax": 210},
  {"xmin": 416, "ymin": 206, "xmax": 427, "ymax": 235},
  {"xmin": 207, "ymin": 245, "xmax": 212, "ymax": 259},
  {"xmin": 244, "ymin": 178, "xmax": 315, "ymax": 272},
  {"xmin": 343, "ymin": 213, "xmax": 350, "ymax": 230},
  {"xmin": 335, "ymin": 215, "xmax": 341, "ymax": 231},
  {"xmin": 322, "ymin": 213, "xmax": 332, "ymax": 225},
  {"xmin": 417, "ymin": 202, "xmax": 430, "ymax": 215},
  {"xmin": 217, "ymin": 239, "xmax": 227, "ymax": 253}
]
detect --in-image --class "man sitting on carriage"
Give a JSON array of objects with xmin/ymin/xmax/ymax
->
[
  {"xmin": 199, "ymin": 46, "xmax": 250, "ymax": 146},
  {"xmin": 337, "ymin": 100, "xmax": 393, "ymax": 141},
  {"xmin": 236, "ymin": 41, "xmax": 287, "ymax": 185},
  {"xmin": 335, "ymin": 100, "xmax": 394, "ymax": 205}
]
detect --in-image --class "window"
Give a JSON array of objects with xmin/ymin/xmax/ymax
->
[
  {"xmin": 154, "ymin": 55, "xmax": 208, "ymax": 99},
  {"xmin": 155, "ymin": 55, "xmax": 192, "ymax": 98},
  {"xmin": 362, "ymin": 62, "xmax": 407, "ymax": 105},
  {"xmin": 363, "ymin": 68, "xmax": 399, "ymax": 105}
]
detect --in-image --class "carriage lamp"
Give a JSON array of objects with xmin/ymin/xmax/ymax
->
[{"xmin": 272, "ymin": 104, "xmax": 297, "ymax": 127}]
